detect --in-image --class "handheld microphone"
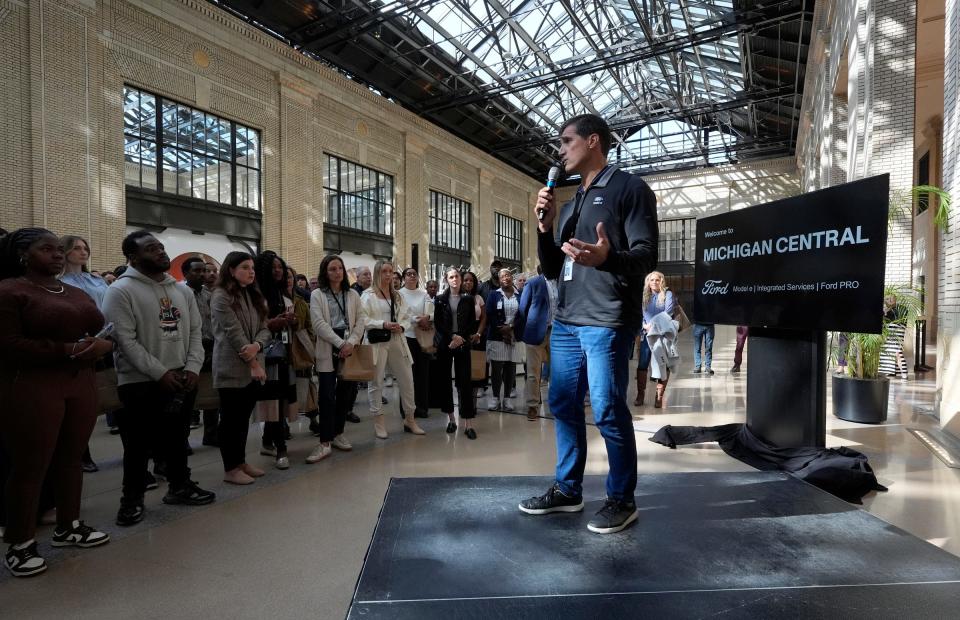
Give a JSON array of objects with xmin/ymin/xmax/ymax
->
[{"xmin": 538, "ymin": 164, "xmax": 562, "ymax": 222}]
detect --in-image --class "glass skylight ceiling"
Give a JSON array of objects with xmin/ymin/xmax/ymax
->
[
  {"xmin": 209, "ymin": 0, "xmax": 811, "ymax": 177},
  {"xmin": 403, "ymin": 0, "xmax": 748, "ymax": 170}
]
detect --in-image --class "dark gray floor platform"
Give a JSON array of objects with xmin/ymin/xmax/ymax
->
[{"xmin": 348, "ymin": 473, "xmax": 960, "ymax": 619}]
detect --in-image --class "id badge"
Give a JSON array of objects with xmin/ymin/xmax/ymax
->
[
  {"xmin": 562, "ymin": 256, "xmax": 574, "ymax": 281},
  {"xmin": 281, "ymin": 330, "xmax": 290, "ymax": 345}
]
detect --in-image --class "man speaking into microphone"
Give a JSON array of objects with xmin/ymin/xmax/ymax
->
[{"xmin": 519, "ymin": 114, "xmax": 658, "ymax": 534}]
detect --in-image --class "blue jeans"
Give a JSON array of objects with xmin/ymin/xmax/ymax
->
[
  {"xmin": 548, "ymin": 320, "xmax": 637, "ymax": 502},
  {"xmin": 692, "ymin": 324, "xmax": 715, "ymax": 369}
]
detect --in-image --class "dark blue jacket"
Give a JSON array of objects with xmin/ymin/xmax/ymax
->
[
  {"xmin": 513, "ymin": 275, "xmax": 551, "ymax": 346},
  {"xmin": 484, "ymin": 289, "xmax": 519, "ymax": 342}
]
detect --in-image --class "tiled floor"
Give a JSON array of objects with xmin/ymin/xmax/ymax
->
[{"xmin": 1, "ymin": 326, "xmax": 956, "ymax": 619}]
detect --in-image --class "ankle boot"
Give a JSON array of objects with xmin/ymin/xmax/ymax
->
[
  {"xmin": 373, "ymin": 414, "xmax": 388, "ymax": 440},
  {"xmin": 634, "ymin": 369, "xmax": 647, "ymax": 406},
  {"xmin": 403, "ymin": 412, "xmax": 426, "ymax": 435}
]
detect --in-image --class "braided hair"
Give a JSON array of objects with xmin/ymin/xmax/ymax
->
[{"xmin": 0, "ymin": 227, "xmax": 53, "ymax": 281}]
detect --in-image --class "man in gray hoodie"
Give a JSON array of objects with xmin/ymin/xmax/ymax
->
[{"xmin": 103, "ymin": 231, "xmax": 215, "ymax": 527}]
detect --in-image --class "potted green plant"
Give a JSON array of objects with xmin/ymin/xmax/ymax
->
[{"xmin": 831, "ymin": 284, "xmax": 923, "ymax": 423}]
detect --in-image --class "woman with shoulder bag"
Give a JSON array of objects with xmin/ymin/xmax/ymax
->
[
  {"xmin": 360, "ymin": 260, "xmax": 425, "ymax": 439},
  {"xmin": 254, "ymin": 252, "xmax": 299, "ymax": 469},
  {"xmin": 306, "ymin": 255, "xmax": 365, "ymax": 463},
  {"xmin": 484, "ymin": 268, "xmax": 522, "ymax": 412},
  {"xmin": 462, "ymin": 271, "xmax": 488, "ymax": 402},
  {"xmin": 434, "ymin": 267, "xmax": 481, "ymax": 439},
  {"xmin": 209, "ymin": 252, "xmax": 271, "ymax": 485},
  {"xmin": 286, "ymin": 267, "xmax": 320, "ymax": 434}
]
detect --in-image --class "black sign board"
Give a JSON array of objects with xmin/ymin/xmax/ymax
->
[{"xmin": 693, "ymin": 175, "xmax": 889, "ymax": 334}]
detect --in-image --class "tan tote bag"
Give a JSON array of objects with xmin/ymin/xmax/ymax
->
[
  {"xmin": 470, "ymin": 349, "xmax": 487, "ymax": 382},
  {"xmin": 339, "ymin": 344, "xmax": 375, "ymax": 382}
]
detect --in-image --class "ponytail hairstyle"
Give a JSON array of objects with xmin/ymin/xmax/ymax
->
[
  {"xmin": 0, "ymin": 227, "xmax": 53, "ymax": 281},
  {"xmin": 217, "ymin": 251, "xmax": 267, "ymax": 320}
]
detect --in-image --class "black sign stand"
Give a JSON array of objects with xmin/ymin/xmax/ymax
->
[{"xmin": 746, "ymin": 328, "xmax": 827, "ymax": 448}]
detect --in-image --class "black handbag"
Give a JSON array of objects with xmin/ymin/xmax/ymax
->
[{"xmin": 367, "ymin": 294, "xmax": 395, "ymax": 344}]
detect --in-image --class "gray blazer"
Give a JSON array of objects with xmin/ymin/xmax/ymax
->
[{"xmin": 210, "ymin": 287, "xmax": 271, "ymax": 389}]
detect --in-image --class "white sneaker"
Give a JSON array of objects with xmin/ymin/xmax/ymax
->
[
  {"xmin": 332, "ymin": 435, "xmax": 353, "ymax": 451},
  {"xmin": 487, "ymin": 397, "xmax": 501, "ymax": 411},
  {"xmin": 305, "ymin": 444, "xmax": 332, "ymax": 464},
  {"xmin": 385, "ymin": 376, "xmax": 394, "ymax": 387},
  {"xmin": 509, "ymin": 388, "xmax": 517, "ymax": 398},
  {"xmin": 502, "ymin": 398, "xmax": 515, "ymax": 412},
  {"xmin": 275, "ymin": 456, "xmax": 290, "ymax": 470}
]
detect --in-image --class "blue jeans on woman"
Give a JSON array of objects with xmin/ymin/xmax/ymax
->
[
  {"xmin": 692, "ymin": 324, "xmax": 715, "ymax": 369},
  {"xmin": 548, "ymin": 320, "xmax": 637, "ymax": 502}
]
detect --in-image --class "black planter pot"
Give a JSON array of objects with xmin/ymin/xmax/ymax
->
[{"xmin": 832, "ymin": 374, "xmax": 890, "ymax": 424}]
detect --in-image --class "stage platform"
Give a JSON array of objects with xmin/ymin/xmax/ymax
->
[{"xmin": 348, "ymin": 473, "xmax": 960, "ymax": 619}]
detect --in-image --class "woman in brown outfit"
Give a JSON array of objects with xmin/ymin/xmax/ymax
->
[{"xmin": 0, "ymin": 228, "xmax": 113, "ymax": 577}]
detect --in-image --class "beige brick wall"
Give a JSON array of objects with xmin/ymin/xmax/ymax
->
[
  {"xmin": 1, "ymin": 0, "xmax": 541, "ymax": 274},
  {"xmin": 795, "ymin": 0, "xmax": 916, "ymax": 286}
]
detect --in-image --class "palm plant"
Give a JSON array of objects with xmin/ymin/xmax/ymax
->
[
  {"xmin": 890, "ymin": 185, "xmax": 952, "ymax": 232},
  {"xmin": 832, "ymin": 284, "xmax": 923, "ymax": 380}
]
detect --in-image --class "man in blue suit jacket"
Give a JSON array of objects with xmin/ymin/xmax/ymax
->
[{"xmin": 514, "ymin": 273, "xmax": 555, "ymax": 421}]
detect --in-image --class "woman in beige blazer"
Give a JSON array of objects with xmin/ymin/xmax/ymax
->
[
  {"xmin": 305, "ymin": 255, "xmax": 365, "ymax": 463},
  {"xmin": 361, "ymin": 259, "xmax": 424, "ymax": 439},
  {"xmin": 210, "ymin": 251, "xmax": 271, "ymax": 485}
]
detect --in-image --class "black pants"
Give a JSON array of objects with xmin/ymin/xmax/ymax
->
[
  {"xmin": 406, "ymin": 337, "xmax": 430, "ymax": 415},
  {"xmin": 316, "ymin": 372, "xmax": 356, "ymax": 442},
  {"xmin": 490, "ymin": 361, "xmax": 516, "ymax": 399},
  {"xmin": 217, "ymin": 383, "xmax": 259, "ymax": 471},
  {"xmin": 437, "ymin": 346, "xmax": 477, "ymax": 419},
  {"xmin": 117, "ymin": 381, "xmax": 195, "ymax": 504}
]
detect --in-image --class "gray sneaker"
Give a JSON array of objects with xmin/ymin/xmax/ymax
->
[{"xmin": 587, "ymin": 498, "xmax": 638, "ymax": 534}]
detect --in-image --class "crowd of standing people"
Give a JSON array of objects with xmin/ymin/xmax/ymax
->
[{"xmin": 0, "ymin": 224, "xmax": 570, "ymax": 577}]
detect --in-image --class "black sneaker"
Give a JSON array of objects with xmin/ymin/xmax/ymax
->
[
  {"xmin": 518, "ymin": 484, "xmax": 584, "ymax": 515},
  {"xmin": 346, "ymin": 412, "xmax": 362, "ymax": 424},
  {"xmin": 692, "ymin": 366, "xmax": 702, "ymax": 374},
  {"xmin": 144, "ymin": 471, "xmax": 159, "ymax": 491},
  {"xmin": 51, "ymin": 520, "xmax": 110, "ymax": 548},
  {"xmin": 189, "ymin": 411, "xmax": 201, "ymax": 429},
  {"xmin": 308, "ymin": 417, "xmax": 322, "ymax": 435},
  {"xmin": 5, "ymin": 542, "xmax": 46, "ymax": 577},
  {"xmin": 705, "ymin": 366, "xmax": 715, "ymax": 376},
  {"xmin": 587, "ymin": 498, "xmax": 638, "ymax": 534},
  {"xmin": 116, "ymin": 503, "xmax": 144, "ymax": 526},
  {"xmin": 731, "ymin": 365, "xmax": 741, "ymax": 373},
  {"xmin": 163, "ymin": 481, "xmax": 216, "ymax": 506},
  {"xmin": 81, "ymin": 459, "xmax": 99, "ymax": 473}
]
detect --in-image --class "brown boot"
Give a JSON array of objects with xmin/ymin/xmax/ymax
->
[{"xmin": 634, "ymin": 369, "xmax": 647, "ymax": 406}]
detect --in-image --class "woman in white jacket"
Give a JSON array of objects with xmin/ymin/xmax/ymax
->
[
  {"xmin": 305, "ymin": 255, "xmax": 365, "ymax": 463},
  {"xmin": 361, "ymin": 259, "xmax": 425, "ymax": 439}
]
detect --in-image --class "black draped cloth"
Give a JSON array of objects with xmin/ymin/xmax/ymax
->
[{"xmin": 650, "ymin": 423, "xmax": 887, "ymax": 504}]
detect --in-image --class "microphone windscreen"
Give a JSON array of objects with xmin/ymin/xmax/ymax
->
[{"xmin": 547, "ymin": 165, "xmax": 561, "ymax": 188}]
